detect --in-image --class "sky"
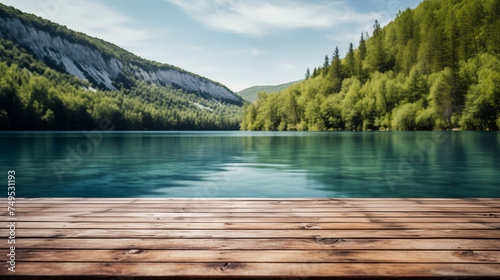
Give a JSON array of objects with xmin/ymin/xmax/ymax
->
[{"xmin": 0, "ymin": 0, "xmax": 422, "ymax": 92}]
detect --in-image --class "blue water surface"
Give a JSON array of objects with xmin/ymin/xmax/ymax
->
[{"xmin": 0, "ymin": 131, "xmax": 499, "ymax": 198}]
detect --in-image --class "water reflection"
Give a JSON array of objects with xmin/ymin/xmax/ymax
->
[{"xmin": 0, "ymin": 131, "xmax": 498, "ymax": 198}]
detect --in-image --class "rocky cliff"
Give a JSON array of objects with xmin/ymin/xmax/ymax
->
[{"xmin": 0, "ymin": 8, "xmax": 242, "ymax": 105}]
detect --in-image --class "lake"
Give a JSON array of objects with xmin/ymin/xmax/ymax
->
[{"xmin": 1, "ymin": 131, "xmax": 499, "ymax": 198}]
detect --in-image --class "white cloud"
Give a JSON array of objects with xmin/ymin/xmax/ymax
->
[
  {"xmin": 237, "ymin": 48, "xmax": 267, "ymax": 56},
  {"xmin": 0, "ymin": 0, "xmax": 150, "ymax": 48},
  {"xmin": 165, "ymin": 0, "xmax": 379, "ymax": 36}
]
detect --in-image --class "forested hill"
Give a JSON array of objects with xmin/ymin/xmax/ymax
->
[
  {"xmin": 242, "ymin": 0, "xmax": 500, "ymax": 131},
  {"xmin": 0, "ymin": 4, "xmax": 243, "ymax": 131},
  {"xmin": 238, "ymin": 80, "xmax": 301, "ymax": 102}
]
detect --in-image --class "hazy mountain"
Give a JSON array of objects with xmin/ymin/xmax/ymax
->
[{"xmin": 238, "ymin": 80, "xmax": 301, "ymax": 102}]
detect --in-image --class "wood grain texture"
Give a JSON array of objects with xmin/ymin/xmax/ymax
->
[
  {"xmin": 13, "ymin": 221, "xmax": 500, "ymax": 229},
  {"xmin": 4, "ymin": 263, "xmax": 500, "ymax": 277},
  {"xmin": 11, "ymin": 215, "xmax": 500, "ymax": 223},
  {"xmin": 3, "ymin": 238, "xmax": 499, "ymax": 250},
  {"xmin": 1, "ymin": 198, "xmax": 499, "ymax": 279},
  {"xmin": 4, "ymin": 228, "xmax": 500, "ymax": 238},
  {"xmin": 5, "ymin": 249, "xmax": 500, "ymax": 263}
]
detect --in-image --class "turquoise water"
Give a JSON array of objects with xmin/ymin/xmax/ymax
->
[{"xmin": 1, "ymin": 131, "xmax": 499, "ymax": 198}]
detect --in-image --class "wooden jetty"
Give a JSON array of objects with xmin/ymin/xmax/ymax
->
[{"xmin": 1, "ymin": 198, "xmax": 500, "ymax": 279}]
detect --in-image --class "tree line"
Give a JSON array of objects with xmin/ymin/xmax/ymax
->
[
  {"xmin": 0, "ymin": 39, "xmax": 241, "ymax": 131},
  {"xmin": 242, "ymin": 0, "xmax": 500, "ymax": 131}
]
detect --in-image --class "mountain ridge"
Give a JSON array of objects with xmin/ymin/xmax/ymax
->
[
  {"xmin": 238, "ymin": 80, "xmax": 301, "ymax": 102},
  {"xmin": 0, "ymin": 4, "xmax": 242, "ymax": 105},
  {"xmin": 0, "ymin": 4, "xmax": 242, "ymax": 131}
]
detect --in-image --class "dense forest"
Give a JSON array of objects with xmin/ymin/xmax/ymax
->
[
  {"xmin": 242, "ymin": 0, "xmax": 500, "ymax": 131},
  {"xmin": 0, "ymin": 4, "xmax": 243, "ymax": 131},
  {"xmin": 0, "ymin": 39, "xmax": 242, "ymax": 130}
]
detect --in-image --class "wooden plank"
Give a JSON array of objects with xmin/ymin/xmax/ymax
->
[
  {"xmin": 8, "ymin": 206, "xmax": 500, "ymax": 216},
  {"xmin": 9, "ymin": 203, "xmax": 500, "ymax": 210},
  {"xmin": 10, "ymin": 201, "xmax": 500, "ymax": 206},
  {"xmin": 5, "ymin": 229, "xmax": 500, "ymax": 238},
  {"xmin": 4, "ymin": 249, "xmax": 500, "ymax": 263},
  {"xmin": 12, "ymin": 211, "xmax": 500, "ymax": 220},
  {"xmin": 11, "ymin": 216, "xmax": 500, "ymax": 223},
  {"xmin": 13, "ymin": 221, "xmax": 500, "ymax": 230},
  {"xmin": 4, "ymin": 238, "xmax": 500, "ymax": 250},
  {"xmin": 10, "ymin": 203, "xmax": 496, "ymax": 211},
  {"xmin": 6, "ymin": 208, "xmax": 499, "ymax": 218},
  {"xmin": 9, "ymin": 206, "xmax": 498, "ymax": 212},
  {"xmin": 2, "ymin": 198, "xmax": 499, "ymax": 278},
  {"xmin": 3, "ymin": 262, "xmax": 500, "ymax": 277}
]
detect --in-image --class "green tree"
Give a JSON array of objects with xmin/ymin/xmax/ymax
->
[
  {"xmin": 329, "ymin": 46, "xmax": 343, "ymax": 92},
  {"xmin": 391, "ymin": 102, "xmax": 422, "ymax": 131},
  {"xmin": 356, "ymin": 33, "xmax": 368, "ymax": 80},
  {"xmin": 322, "ymin": 55, "xmax": 330, "ymax": 76},
  {"xmin": 345, "ymin": 43, "xmax": 355, "ymax": 78},
  {"xmin": 479, "ymin": 0, "xmax": 500, "ymax": 56},
  {"xmin": 311, "ymin": 67, "xmax": 318, "ymax": 78},
  {"xmin": 460, "ymin": 54, "xmax": 500, "ymax": 130},
  {"xmin": 365, "ymin": 20, "xmax": 387, "ymax": 73}
]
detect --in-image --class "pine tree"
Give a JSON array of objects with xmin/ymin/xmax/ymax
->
[
  {"xmin": 480, "ymin": 0, "xmax": 500, "ymax": 56},
  {"xmin": 359, "ymin": 33, "xmax": 367, "ymax": 60},
  {"xmin": 331, "ymin": 47, "xmax": 341, "ymax": 76},
  {"xmin": 312, "ymin": 67, "xmax": 318, "ymax": 78},
  {"xmin": 444, "ymin": 7, "xmax": 462, "ymax": 111},
  {"xmin": 365, "ymin": 20, "xmax": 387, "ymax": 73},
  {"xmin": 395, "ymin": 8, "xmax": 417, "ymax": 74},
  {"xmin": 305, "ymin": 68, "xmax": 311, "ymax": 80},
  {"xmin": 323, "ymin": 55, "xmax": 330, "ymax": 68},
  {"xmin": 356, "ymin": 33, "xmax": 367, "ymax": 79},
  {"xmin": 329, "ymin": 47, "xmax": 343, "ymax": 92},
  {"xmin": 345, "ymin": 43, "xmax": 355, "ymax": 77},
  {"xmin": 322, "ymin": 55, "xmax": 330, "ymax": 76}
]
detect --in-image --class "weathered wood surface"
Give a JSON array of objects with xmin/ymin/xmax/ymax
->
[{"xmin": 1, "ymin": 198, "xmax": 500, "ymax": 279}]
